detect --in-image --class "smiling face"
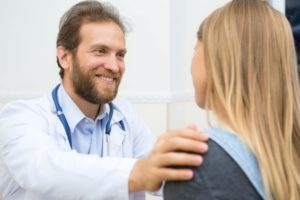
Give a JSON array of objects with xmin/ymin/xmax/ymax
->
[{"xmin": 60, "ymin": 21, "xmax": 126, "ymax": 104}]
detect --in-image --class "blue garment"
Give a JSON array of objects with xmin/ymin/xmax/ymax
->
[
  {"xmin": 59, "ymin": 85, "xmax": 110, "ymax": 155},
  {"xmin": 206, "ymin": 128, "xmax": 267, "ymax": 199}
]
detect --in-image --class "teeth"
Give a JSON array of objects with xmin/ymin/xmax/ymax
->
[{"xmin": 99, "ymin": 76, "xmax": 113, "ymax": 82}]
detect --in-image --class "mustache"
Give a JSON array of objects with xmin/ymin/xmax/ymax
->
[{"xmin": 91, "ymin": 69, "xmax": 122, "ymax": 79}]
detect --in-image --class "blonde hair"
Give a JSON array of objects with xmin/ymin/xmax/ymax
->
[{"xmin": 198, "ymin": 0, "xmax": 300, "ymax": 199}]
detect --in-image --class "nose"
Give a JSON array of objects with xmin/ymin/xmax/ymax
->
[{"xmin": 104, "ymin": 55, "xmax": 120, "ymax": 73}]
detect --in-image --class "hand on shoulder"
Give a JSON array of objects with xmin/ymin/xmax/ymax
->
[{"xmin": 129, "ymin": 125, "xmax": 208, "ymax": 192}]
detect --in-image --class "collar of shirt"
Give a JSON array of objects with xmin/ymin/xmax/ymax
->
[{"xmin": 58, "ymin": 84, "xmax": 125, "ymax": 133}]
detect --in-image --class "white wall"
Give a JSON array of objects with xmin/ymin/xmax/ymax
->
[{"xmin": 270, "ymin": 0, "xmax": 285, "ymax": 12}]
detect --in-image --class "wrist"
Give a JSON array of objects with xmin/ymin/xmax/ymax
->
[{"xmin": 128, "ymin": 159, "xmax": 144, "ymax": 192}]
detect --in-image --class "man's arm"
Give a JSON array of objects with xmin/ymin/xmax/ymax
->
[{"xmin": 0, "ymin": 101, "xmax": 135, "ymax": 199}]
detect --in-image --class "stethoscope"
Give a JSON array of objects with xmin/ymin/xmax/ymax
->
[{"xmin": 52, "ymin": 84, "xmax": 126, "ymax": 155}]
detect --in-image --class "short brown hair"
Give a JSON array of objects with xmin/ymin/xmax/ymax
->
[{"xmin": 56, "ymin": 0, "xmax": 126, "ymax": 78}]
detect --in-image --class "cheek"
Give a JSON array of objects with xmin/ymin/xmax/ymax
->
[
  {"xmin": 191, "ymin": 57, "xmax": 198, "ymax": 86},
  {"xmin": 191, "ymin": 58, "xmax": 207, "ymax": 108},
  {"xmin": 195, "ymin": 80, "xmax": 207, "ymax": 108},
  {"xmin": 198, "ymin": 69, "xmax": 208, "ymax": 107},
  {"xmin": 119, "ymin": 63, "xmax": 125, "ymax": 74},
  {"xmin": 72, "ymin": 56, "xmax": 93, "ymax": 74},
  {"xmin": 88, "ymin": 59, "xmax": 103, "ymax": 70}
]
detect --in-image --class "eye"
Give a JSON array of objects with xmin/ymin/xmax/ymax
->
[
  {"xmin": 93, "ymin": 48, "xmax": 106, "ymax": 55},
  {"xmin": 117, "ymin": 51, "xmax": 126, "ymax": 60}
]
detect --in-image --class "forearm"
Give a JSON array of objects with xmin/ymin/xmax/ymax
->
[{"xmin": 2, "ymin": 146, "xmax": 136, "ymax": 199}]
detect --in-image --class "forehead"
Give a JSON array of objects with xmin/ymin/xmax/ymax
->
[{"xmin": 78, "ymin": 21, "xmax": 125, "ymax": 49}]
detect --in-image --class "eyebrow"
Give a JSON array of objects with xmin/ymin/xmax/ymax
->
[{"xmin": 90, "ymin": 44, "xmax": 127, "ymax": 53}]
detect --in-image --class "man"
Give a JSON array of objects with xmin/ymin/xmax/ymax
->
[{"xmin": 0, "ymin": 1, "xmax": 208, "ymax": 200}]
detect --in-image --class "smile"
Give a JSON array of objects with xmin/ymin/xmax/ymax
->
[{"xmin": 96, "ymin": 75, "xmax": 116, "ymax": 84}]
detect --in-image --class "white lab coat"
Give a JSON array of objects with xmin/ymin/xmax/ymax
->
[{"xmin": 0, "ymin": 93, "xmax": 155, "ymax": 200}]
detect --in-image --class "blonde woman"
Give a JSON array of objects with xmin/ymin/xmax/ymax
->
[{"xmin": 164, "ymin": 0, "xmax": 300, "ymax": 199}]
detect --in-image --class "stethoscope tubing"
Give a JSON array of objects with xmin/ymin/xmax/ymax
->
[
  {"xmin": 52, "ymin": 84, "xmax": 126, "ymax": 156},
  {"xmin": 52, "ymin": 84, "xmax": 73, "ymax": 148}
]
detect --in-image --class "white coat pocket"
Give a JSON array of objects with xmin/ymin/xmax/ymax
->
[{"xmin": 106, "ymin": 123, "xmax": 126, "ymax": 157}]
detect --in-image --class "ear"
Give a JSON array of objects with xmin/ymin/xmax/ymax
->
[{"xmin": 56, "ymin": 46, "xmax": 72, "ymax": 70}]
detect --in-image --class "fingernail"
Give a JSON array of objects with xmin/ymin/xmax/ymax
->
[
  {"xmin": 194, "ymin": 156, "xmax": 203, "ymax": 165},
  {"xmin": 186, "ymin": 171, "xmax": 194, "ymax": 179},
  {"xmin": 199, "ymin": 133, "xmax": 209, "ymax": 140},
  {"xmin": 200, "ymin": 143, "xmax": 208, "ymax": 151}
]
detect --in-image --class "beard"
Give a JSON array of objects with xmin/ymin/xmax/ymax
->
[{"xmin": 71, "ymin": 57, "xmax": 121, "ymax": 104}]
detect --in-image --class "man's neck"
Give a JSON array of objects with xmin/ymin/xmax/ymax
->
[
  {"xmin": 69, "ymin": 94, "xmax": 100, "ymax": 120},
  {"xmin": 62, "ymin": 84, "xmax": 100, "ymax": 120}
]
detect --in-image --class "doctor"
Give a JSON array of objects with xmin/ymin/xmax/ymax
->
[{"xmin": 0, "ymin": 1, "xmax": 208, "ymax": 200}]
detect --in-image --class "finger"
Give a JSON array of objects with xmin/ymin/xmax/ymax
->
[
  {"xmin": 156, "ymin": 136, "xmax": 208, "ymax": 154},
  {"xmin": 157, "ymin": 168, "xmax": 194, "ymax": 181},
  {"xmin": 154, "ymin": 152, "xmax": 203, "ymax": 167},
  {"xmin": 159, "ymin": 129, "xmax": 209, "ymax": 142},
  {"xmin": 186, "ymin": 123, "xmax": 198, "ymax": 130}
]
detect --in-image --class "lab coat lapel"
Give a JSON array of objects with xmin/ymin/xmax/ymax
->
[
  {"xmin": 107, "ymin": 125, "xmax": 126, "ymax": 156},
  {"xmin": 54, "ymin": 121, "xmax": 72, "ymax": 151},
  {"xmin": 49, "ymin": 94, "xmax": 72, "ymax": 151}
]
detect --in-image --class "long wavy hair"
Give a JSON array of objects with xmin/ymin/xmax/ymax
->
[{"xmin": 198, "ymin": 0, "xmax": 300, "ymax": 199}]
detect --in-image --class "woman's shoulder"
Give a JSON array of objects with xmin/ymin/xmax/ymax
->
[{"xmin": 164, "ymin": 128, "xmax": 266, "ymax": 200}]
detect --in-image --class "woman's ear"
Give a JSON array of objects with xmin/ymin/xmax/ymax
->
[{"xmin": 56, "ymin": 46, "xmax": 72, "ymax": 70}]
